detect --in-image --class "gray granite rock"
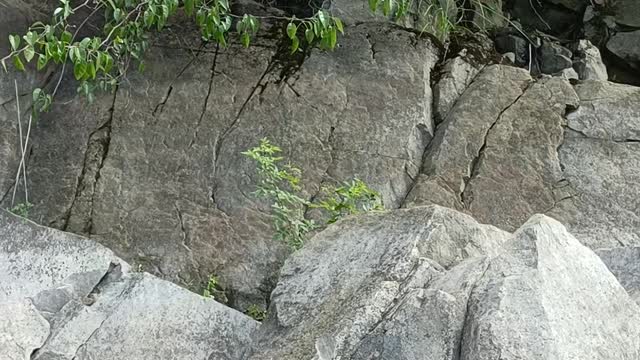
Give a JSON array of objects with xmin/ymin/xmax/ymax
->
[
  {"xmin": 0, "ymin": 23, "xmax": 440, "ymax": 309},
  {"xmin": 248, "ymin": 206, "xmax": 640, "ymax": 359},
  {"xmin": 597, "ymin": 247, "xmax": 640, "ymax": 305},
  {"xmin": 0, "ymin": 210, "xmax": 258, "ymax": 359},
  {"xmin": 462, "ymin": 215, "xmax": 640, "ymax": 360},
  {"xmin": 571, "ymin": 39, "xmax": 608, "ymax": 81},
  {"xmin": 607, "ymin": 30, "xmax": 640, "ymax": 70},
  {"xmin": 247, "ymin": 205, "xmax": 510, "ymax": 359}
]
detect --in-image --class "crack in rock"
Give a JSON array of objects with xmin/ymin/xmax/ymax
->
[{"xmin": 460, "ymin": 81, "xmax": 533, "ymax": 208}]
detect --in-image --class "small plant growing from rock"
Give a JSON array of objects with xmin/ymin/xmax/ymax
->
[
  {"xmin": 246, "ymin": 304, "xmax": 267, "ymax": 321},
  {"xmin": 315, "ymin": 179, "xmax": 384, "ymax": 224},
  {"xmin": 10, "ymin": 202, "xmax": 33, "ymax": 219},
  {"xmin": 243, "ymin": 138, "xmax": 383, "ymax": 249},
  {"xmin": 202, "ymin": 274, "xmax": 227, "ymax": 302}
]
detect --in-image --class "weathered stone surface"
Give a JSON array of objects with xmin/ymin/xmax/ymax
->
[
  {"xmin": 248, "ymin": 206, "xmax": 640, "ymax": 359},
  {"xmin": 0, "ymin": 209, "xmax": 258, "ymax": 359},
  {"xmin": 248, "ymin": 205, "xmax": 510, "ymax": 359},
  {"xmin": 462, "ymin": 215, "xmax": 640, "ymax": 359},
  {"xmin": 610, "ymin": 0, "xmax": 640, "ymax": 27},
  {"xmin": 433, "ymin": 56, "xmax": 482, "ymax": 123},
  {"xmin": 571, "ymin": 39, "xmax": 608, "ymax": 81},
  {"xmin": 607, "ymin": 30, "xmax": 640, "ymax": 70},
  {"xmin": 551, "ymin": 80, "xmax": 640, "ymax": 249},
  {"xmin": 597, "ymin": 247, "xmax": 640, "ymax": 305},
  {"xmin": 0, "ymin": 23, "xmax": 439, "ymax": 309},
  {"xmin": 404, "ymin": 65, "xmax": 533, "ymax": 211},
  {"xmin": 539, "ymin": 40, "xmax": 573, "ymax": 74},
  {"xmin": 462, "ymin": 76, "xmax": 579, "ymax": 230}
]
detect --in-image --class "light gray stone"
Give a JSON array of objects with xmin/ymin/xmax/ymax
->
[
  {"xmin": 433, "ymin": 56, "xmax": 482, "ymax": 122},
  {"xmin": 571, "ymin": 39, "xmax": 608, "ymax": 81},
  {"xmin": 404, "ymin": 65, "xmax": 532, "ymax": 210},
  {"xmin": 462, "ymin": 215, "xmax": 640, "ymax": 360},
  {"xmin": 0, "ymin": 23, "xmax": 440, "ymax": 309},
  {"xmin": 462, "ymin": 76, "xmax": 579, "ymax": 230},
  {"xmin": 248, "ymin": 205, "xmax": 510, "ymax": 359},
  {"xmin": 552, "ymin": 80, "xmax": 640, "ymax": 248},
  {"xmin": 597, "ymin": 247, "xmax": 640, "ymax": 305},
  {"xmin": 0, "ymin": 210, "xmax": 258, "ymax": 359}
]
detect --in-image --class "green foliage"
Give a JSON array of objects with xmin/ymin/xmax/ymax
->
[
  {"xmin": 1, "ymin": 0, "xmax": 344, "ymax": 109},
  {"xmin": 243, "ymin": 138, "xmax": 383, "ymax": 250},
  {"xmin": 313, "ymin": 179, "xmax": 383, "ymax": 224},
  {"xmin": 242, "ymin": 138, "xmax": 316, "ymax": 250},
  {"xmin": 10, "ymin": 202, "xmax": 33, "ymax": 219},
  {"xmin": 203, "ymin": 274, "xmax": 224, "ymax": 300},
  {"xmin": 246, "ymin": 304, "xmax": 267, "ymax": 321}
]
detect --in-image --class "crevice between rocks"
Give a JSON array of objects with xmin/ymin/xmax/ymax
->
[
  {"xmin": 189, "ymin": 44, "xmax": 220, "ymax": 148},
  {"xmin": 460, "ymin": 81, "xmax": 533, "ymax": 209},
  {"xmin": 60, "ymin": 88, "xmax": 117, "ymax": 233}
]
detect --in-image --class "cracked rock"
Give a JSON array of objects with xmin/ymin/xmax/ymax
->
[
  {"xmin": 0, "ymin": 210, "xmax": 258, "ymax": 359},
  {"xmin": 247, "ymin": 205, "xmax": 510, "ymax": 359},
  {"xmin": 247, "ymin": 205, "xmax": 640, "ymax": 359}
]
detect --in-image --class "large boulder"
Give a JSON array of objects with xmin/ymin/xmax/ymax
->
[
  {"xmin": 461, "ymin": 214, "xmax": 640, "ymax": 359},
  {"xmin": 406, "ymin": 62, "xmax": 640, "ymax": 250},
  {"xmin": 248, "ymin": 205, "xmax": 510, "ymax": 359},
  {"xmin": 0, "ymin": 210, "xmax": 258, "ymax": 359},
  {"xmin": 247, "ymin": 205, "xmax": 640, "ymax": 359},
  {"xmin": 0, "ymin": 22, "xmax": 440, "ymax": 309},
  {"xmin": 552, "ymin": 80, "xmax": 640, "ymax": 248}
]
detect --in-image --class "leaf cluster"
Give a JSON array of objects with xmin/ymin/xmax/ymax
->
[{"xmin": 243, "ymin": 138, "xmax": 383, "ymax": 250}]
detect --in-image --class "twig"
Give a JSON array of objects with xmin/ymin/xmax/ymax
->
[{"xmin": 11, "ymin": 80, "xmax": 28, "ymax": 206}]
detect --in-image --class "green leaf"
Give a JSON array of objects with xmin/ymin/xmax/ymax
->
[
  {"xmin": 61, "ymin": 31, "xmax": 72, "ymax": 44},
  {"xmin": 113, "ymin": 8, "xmax": 123, "ymax": 22},
  {"xmin": 12, "ymin": 55, "xmax": 25, "ymax": 71},
  {"xmin": 32, "ymin": 88, "xmax": 42, "ymax": 103},
  {"xmin": 73, "ymin": 62, "xmax": 86, "ymax": 80},
  {"xmin": 382, "ymin": 0, "xmax": 392, "ymax": 16},
  {"xmin": 334, "ymin": 17, "xmax": 344, "ymax": 34},
  {"xmin": 290, "ymin": 36, "xmax": 299, "ymax": 54},
  {"xmin": 329, "ymin": 27, "xmax": 337, "ymax": 49},
  {"xmin": 9, "ymin": 35, "xmax": 20, "ymax": 51},
  {"xmin": 24, "ymin": 46, "xmax": 35, "ymax": 62},
  {"xmin": 305, "ymin": 28, "xmax": 315, "ymax": 43},
  {"xmin": 368, "ymin": 0, "xmax": 377, "ymax": 12},
  {"xmin": 318, "ymin": 10, "xmax": 327, "ymax": 26},
  {"xmin": 37, "ymin": 54, "xmax": 48, "ymax": 70},
  {"xmin": 241, "ymin": 32, "xmax": 250, "ymax": 48},
  {"xmin": 184, "ymin": 0, "xmax": 195, "ymax": 15},
  {"xmin": 286, "ymin": 22, "xmax": 297, "ymax": 40}
]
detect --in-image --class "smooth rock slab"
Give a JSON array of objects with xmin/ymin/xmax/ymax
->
[{"xmin": 0, "ymin": 210, "xmax": 258, "ymax": 359}]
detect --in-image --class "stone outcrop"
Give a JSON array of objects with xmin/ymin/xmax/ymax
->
[
  {"xmin": 0, "ymin": 209, "xmax": 257, "ymax": 359},
  {"xmin": 0, "ymin": 22, "xmax": 440, "ymax": 309},
  {"xmin": 247, "ymin": 205, "xmax": 640, "ymax": 359}
]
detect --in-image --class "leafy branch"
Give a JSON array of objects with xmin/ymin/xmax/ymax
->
[{"xmin": 243, "ymin": 138, "xmax": 383, "ymax": 250}]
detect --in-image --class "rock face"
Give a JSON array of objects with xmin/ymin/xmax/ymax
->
[
  {"xmin": 406, "ymin": 63, "xmax": 640, "ymax": 250},
  {"xmin": 0, "ymin": 210, "xmax": 258, "ymax": 359},
  {"xmin": 0, "ymin": 22, "xmax": 440, "ymax": 309},
  {"xmin": 607, "ymin": 30, "xmax": 640, "ymax": 70},
  {"xmin": 248, "ymin": 205, "xmax": 640, "ymax": 359}
]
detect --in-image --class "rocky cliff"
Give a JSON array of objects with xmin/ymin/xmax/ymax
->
[{"xmin": 1, "ymin": 0, "xmax": 640, "ymax": 358}]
